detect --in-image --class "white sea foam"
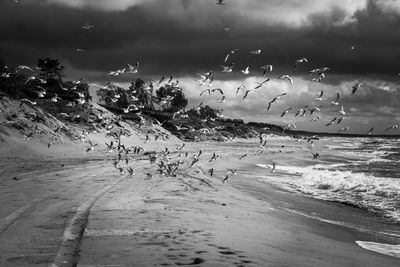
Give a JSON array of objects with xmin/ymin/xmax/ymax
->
[
  {"xmin": 356, "ymin": 241, "xmax": 400, "ymax": 258},
  {"xmin": 255, "ymin": 163, "xmax": 400, "ymax": 222}
]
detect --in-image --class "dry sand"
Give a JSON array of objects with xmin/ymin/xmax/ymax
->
[{"xmin": 0, "ymin": 126, "xmax": 399, "ymax": 266}]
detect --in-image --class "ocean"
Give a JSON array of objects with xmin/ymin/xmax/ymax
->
[{"xmin": 205, "ymin": 135, "xmax": 400, "ymax": 258}]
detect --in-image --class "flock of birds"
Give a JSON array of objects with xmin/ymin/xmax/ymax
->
[{"xmin": 1, "ymin": 0, "xmax": 400, "ymax": 184}]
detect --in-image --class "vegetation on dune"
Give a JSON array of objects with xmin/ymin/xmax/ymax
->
[{"xmin": 0, "ymin": 57, "xmax": 292, "ymax": 142}]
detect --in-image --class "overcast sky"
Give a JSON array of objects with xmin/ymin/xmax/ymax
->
[{"xmin": 1, "ymin": 0, "xmax": 400, "ymax": 134}]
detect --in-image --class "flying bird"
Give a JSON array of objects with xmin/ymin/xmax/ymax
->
[
  {"xmin": 249, "ymin": 49, "xmax": 262, "ymax": 55},
  {"xmin": 280, "ymin": 107, "xmax": 292, "ymax": 117},
  {"xmin": 279, "ymin": 75, "xmax": 293, "ymax": 85},
  {"xmin": 254, "ymin": 79, "xmax": 270, "ymax": 89},
  {"xmin": 385, "ymin": 124, "xmax": 399, "ymax": 131},
  {"xmin": 331, "ymin": 93, "xmax": 340, "ymax": 105},
  {"xmin": 221, "ymin": 63, "xmax": 234, "ymax": 73},
  {"xmin": 351, "ymin": 82, "xmax": 363, "ymax": 95},
  {"xmin": 294, "ymin": 58, "xmax": 308, "ymax": 69},
  {"xmin": 82, "ymin": 22, "xmax": 94, "ymax": 30},
  {"xmin": 241, "ymin": 66, "xmax": 250, "ymax": 75},
  {"xmin": 315, "ymin": 90, "xmax": 323, "ymax": 101},
  {"xmin": 127, "ymin": 62, "xmax": 139, "ymax": 74}
]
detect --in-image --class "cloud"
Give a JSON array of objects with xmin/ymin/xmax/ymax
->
[{"xmin": 44, "ymin": 0, "xmax": 152, "ymax": 11}]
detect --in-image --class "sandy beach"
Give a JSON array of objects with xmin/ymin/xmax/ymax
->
[{"xmin": 0, "ymin": 128, "xmax": 399, "ymax": 267}]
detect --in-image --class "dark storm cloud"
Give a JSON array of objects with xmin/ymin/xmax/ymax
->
[{"xmin": 2, "ymin": 0, "xmax": 400, "ymax": 78}]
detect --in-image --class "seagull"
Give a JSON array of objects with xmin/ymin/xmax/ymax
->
[
  {"xmin": 311, "ymin": 152, "xmax": 320, "ymax": 159},
  {"xmin": 325, "ymin": 117, "xmax": 337, "ymax": 126},
  {"xmin": 86, "ymin": 140, "xmax": 98, "ymax": 152},
  {"xmin": 16, "ymin": 65, "xmax": 33, "ymax": 72},
  {"xmin": 351, "ymin": 82, "xmax": 363, "ymax": 95},
  {"xmin": 310, "ymin": 105, "xmax": 322, "ymax": 115},
  {"xmin": 76, "ymin": 48, "xmax": 85, "ymax": 52},
  {"xmin": 200, "ymin": 89, "xmax": 211, "ymax": 96},
  {"xmin": 311, "ymin": 116, "xmax": 321, "ymax": 122},
  {"xmin": 21, "ymin": 98, "xmax": 37, "ymax": 105},
  {"xmin": 336, "ymin": 116, "xmax": 345, "ymax": 124},
  {"xmin": 249, "ymin": 49, "xmax": 262, "ymax": 55},
  {"xmin": 279, "ymin": 75, "xmax": 293, "ymax": 85},
  {"xmin": 385, "ymin": 124, "xmax": 399, "ymax": 131},
  {"xmin": 236, "ymin": 84, "xmax": 246, "ymax": 94},
  {"xmin": 254, "ymin": 79, "xmax": 270, "ymax": 89},
  {"xmin": 127, "ymin": 62, "xmax": 139, "ymax": 74},
  {"xmin": 51, "ymin": 94, "xmax": 61, "ymax": 103},
  {"xmin": 338, "ymin": 105, "xmax": 346, "ymax": 115},
  {"xmin": 338, "ymin": 127, "xmax": 350, "ymax": 133},
  {"xmin": 367, "ymin": 127, "xmax": 374, "ymax": 135},
  {"xmin": 241, "ymin": 66, "xmax": 250, "ymax": 75},
  {"xmin": 158, "ymin": 76, "xmax": 165, "ymax": 85},
  {"xmin": 238, "ymin": 154, "xmax": 247, "ymax": 160},
  {"xmin": 315, "ymin": 90, "xmax": 323, "ymax": 101},
  {"xmin": 331, "ymin": 93, "xmax": 340, "ymax": 105},
  {"xmin": 221, "ymin": 63, "xmax": 234, "ymax": 73},
  {"xmin": 23, "ymin": 132, "xmax": 34, "ymax": 141},
  {"xmin": 242, "ymin": 90, "xmax": 251, "ymax": 100},
  {"xmin": 211, "ymin": 88, "xmax": 224, "ymax": 95},
  {"xmin": 208, "ymin": 168, "xmax": 214, "ymax": 177},
  {"xmin": 209, "ymin": 152, "xmax": 219, "ymax": 162},
  {"xmin": 219, "ymin": 96, "xmax": 226, "ymax": 103},
  {"xmin": 222, "ymin": 174, "xmax": 229, "ymax": 183},
  {"xmin": 261, "ymin": 65, "xmax": 273, "ymax": 75},
  {"xmin": 216, "ymin": 0, "xmax": 225, "ymax": 5},
  {"xmin": 280, "ymin": 107, "xmax": 292, "ymax": 117},
  {"xmin": 82, "ymin": 22, "xmax": 94, "ymax": 30},
  {"xmin": 294, "ymin": 58, "xmax": 308, "ymax": 69},
  {"xmin": 270, "ymin": 163, "xmax": 276, "ymax": 173}
]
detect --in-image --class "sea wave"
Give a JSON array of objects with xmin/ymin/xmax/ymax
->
[{"xmin": 255, "ymin": 163, "xmax": 400, "ymax": 223}]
